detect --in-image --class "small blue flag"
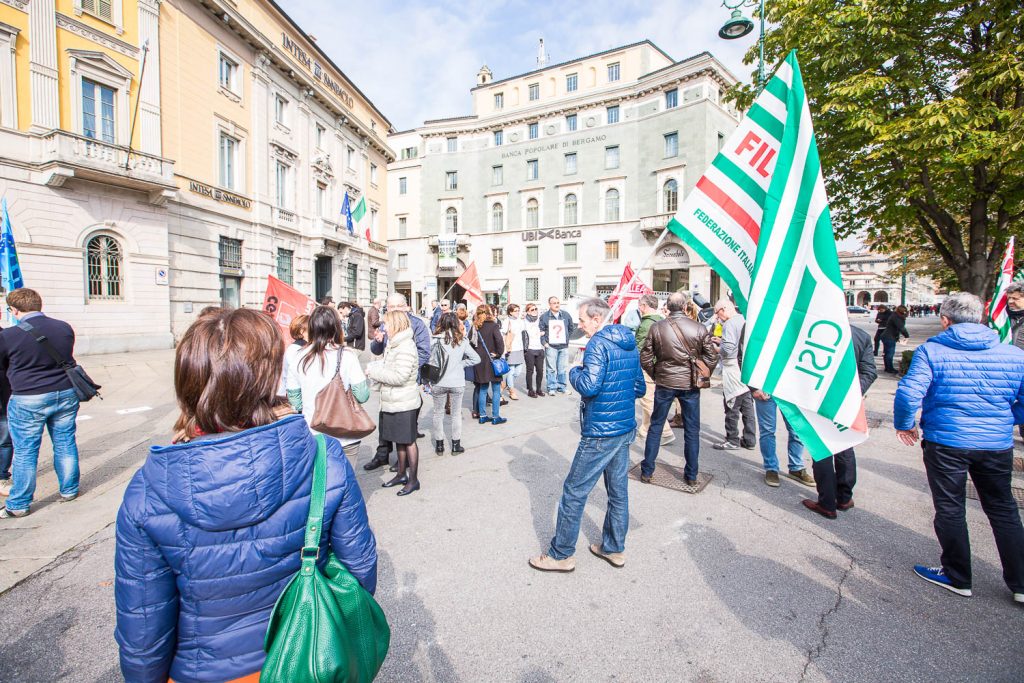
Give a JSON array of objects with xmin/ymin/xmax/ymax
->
[
  {"xmin": 0, "ymin": 198, "xmax": 24, "ymax": 295},
  {"xmin": 341, "ymin": 192, "xmax": 354, "ymax": 235}
]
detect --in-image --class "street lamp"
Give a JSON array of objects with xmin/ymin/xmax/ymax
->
[{"xmin": 719, "ymin": 0, "xmax": 766, "ymax": 88}]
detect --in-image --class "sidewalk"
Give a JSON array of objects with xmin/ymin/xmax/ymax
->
[{"xmin": 0, "ymin": 348, "xmax": 177, "ymax": 593}]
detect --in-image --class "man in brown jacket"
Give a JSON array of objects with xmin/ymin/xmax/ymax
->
[{"xmin": 639, "ymin": 292, "xmax": 719, "ymax": 486}]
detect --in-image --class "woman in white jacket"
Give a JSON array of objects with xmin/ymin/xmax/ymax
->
[{"xmin": 365, "ymin": 310, "xmax": 422, "ymax": 496}]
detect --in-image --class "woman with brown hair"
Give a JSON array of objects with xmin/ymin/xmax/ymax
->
[
  {"xmin": 114, "ymin": 308, "xmax": 377, "ymax": 683},
  {"xmin": 365, "ymin": 310, "xmax": 422, "ymax": 496},
  {"xmin": 470, "ymin": 304, "xmax": 506, "ymax": 425},
  {"xmin": 278, "ymin": 313, "xmax": 308, "ymax": 397}
]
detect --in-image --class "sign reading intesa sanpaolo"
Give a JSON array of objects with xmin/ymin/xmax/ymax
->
[{"xmin": 281, "ymin": 34, "xmax": 355, "ymax": 109}]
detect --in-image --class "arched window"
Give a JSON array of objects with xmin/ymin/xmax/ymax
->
[
  {"xmin": 605, "ymin": 188, "xmax": 620, "ymax": 222},
  {"xmin": 563, "ymin": 193, "xmax": 578, "ymax": 226},
  {"xmin": 492, "ymin": 203, "xmax": 504, "ymax": 232},
  {"xmin": 445, "ymin": 207, "xmax": 458, "ymax": 233},
  {"xmin": 874, "ymin": 290, "xmax": 889, "ymax": 303},
  {"xmin": 526, "ymin": 198, "xmax": 539, "ymax": 229},
  {"xmin": 663, "ymin": 179, "xmax": 678, "ymax": 214},
  {"xmin": 86, "ymin": 234, "xmax": 123, "ymax": 300}
]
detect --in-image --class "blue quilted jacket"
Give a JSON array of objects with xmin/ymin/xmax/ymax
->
[
  {"xmin": 894, "ymin": 323, "xmax": 1024, "ymax": 450},
  {"xmin": 114, "ymin": 415, "xmax": 377, "ymax": 683},
  {"xmin": 570, "ymin": 324, "xmax": 646, "ymax": 438}
]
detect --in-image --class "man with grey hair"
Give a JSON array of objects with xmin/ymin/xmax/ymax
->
[
  {"xmin": 529, "ymin": 297, "xmax": 645, "ymax": 572},
  {"xmin": 895, "ymin": 291, "xmax": 1024, "ymax": 604},
  {"xmin": 639, "ymin": 291, "xmax": 719, "ymax": 486}
]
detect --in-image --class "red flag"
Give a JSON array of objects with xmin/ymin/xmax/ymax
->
[
  {"xmin": 263, "ymin": 275, "xmax": 316, "ymax": 339},
  {"xmin": 455, "ymin": 261, "xmax": 484, "ymax": 308},
  {"xmin": 607, "ymin": 262, "xmax": 653, "ymax": 321}
]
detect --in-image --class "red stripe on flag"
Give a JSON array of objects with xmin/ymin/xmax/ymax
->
[{"xmin": 696, "ymin": 176, "xmax": 760, "ymax": 243}]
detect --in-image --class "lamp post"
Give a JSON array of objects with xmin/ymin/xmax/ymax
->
[{"xmin": 719, "ymin": 0, "xmax": 766, "ymax": 88}]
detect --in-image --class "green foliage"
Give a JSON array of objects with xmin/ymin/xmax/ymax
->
[{"xmin": 731, "ymin": 0, "xmax": 1024, "ymax": 296}]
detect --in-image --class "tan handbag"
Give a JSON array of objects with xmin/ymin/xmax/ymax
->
[{"xmin": 310, "ymin": 349, "xmax": 376, "ymax": 439}]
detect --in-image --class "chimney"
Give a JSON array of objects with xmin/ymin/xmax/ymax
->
[
  {"xmin": 477, "ymin": 64, "xmax": 493, "ymax": 86},
  {"xmin": 537, "ymin": 38, "xmax": 548, "ymax": 67}
]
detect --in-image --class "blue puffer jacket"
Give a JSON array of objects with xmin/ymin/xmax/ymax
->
[
  {"xmin": 570, "ymin": 324, "xmax": 646, "ymax": 438},
  {"xmin": 894, "ymin": 323, "xmax": 1024, "ymax": 450},
  {"xmin": 114, "ymin": 415, "xmax": 377, "ymax": 683}
]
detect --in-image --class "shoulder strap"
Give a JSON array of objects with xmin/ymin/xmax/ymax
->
[
  {"xmin": 665, "ymin": 317, "xmax": 696, "ymax": 359},
  {"xmin": 333, "ymin": 347, "xmax": 343, "ymax": 378},
  {"xmin": 17, "ymin": 321, "xmax": 72, "ymax": 369},
  {"xmin": 300, "ymin": 435, "xmax": 328, "ymax": 574},
  {"xmin": 478, "ymin": 330, "xmax": 490, "ymax": 358}
]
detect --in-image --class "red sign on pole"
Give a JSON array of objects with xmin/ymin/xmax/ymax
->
[
  {"xmin": 607, "ymin": 262, "xmax": 653, "ymax": 321},
  {"xmin": 263, "ymin": 275, "xmax": 316, "ymax": 338}
]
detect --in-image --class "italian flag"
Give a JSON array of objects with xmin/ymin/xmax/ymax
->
[
  {"xmin": 667, "ymin": 50, "xmax": 867, "ymax": 461},
  {"xmin": 352, "ymin": 196, "xmax": 369, "ymax": 241},
  {"xmin": 989, "ymin": 237, "xmax": 1014, "ymax": 343}
]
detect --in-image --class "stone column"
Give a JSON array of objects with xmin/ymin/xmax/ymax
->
[{"xmin": 29, "ymin": 0, "xmax": 59, "ymax": 132}]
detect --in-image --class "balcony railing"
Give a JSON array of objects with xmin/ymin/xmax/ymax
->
[
  {"xmin": 639, "ymin": 212, "xmax": 673, "ymax": 237},
  {"xmin": 35, "ymin": 131, "xmax": 175, "ymax": 196}
]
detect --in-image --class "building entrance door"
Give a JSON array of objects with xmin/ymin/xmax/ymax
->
[
  {"xmin": 315, "ymin": 256, "xmax": 333, "ymax": 303},
  {"xmin": 219, "ymin": 276, "xmax": 241, "ymax": 308},
  {"xmin": 437, "ymin": 277, "xmax": 466, "ymax": 306},
  {"xmin": 652, "ymin": 268, "xmax": 689, "ymax": 293}
]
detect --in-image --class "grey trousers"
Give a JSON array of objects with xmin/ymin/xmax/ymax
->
[
  {"xmin": 431, "ymin": 385, "xmax": 465, "ymax": 441},
  {"xmin": 723, "ymin": 392, "xmax": 757, "ymax": 447}
]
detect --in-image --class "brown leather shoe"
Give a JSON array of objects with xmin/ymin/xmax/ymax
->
[
  {"xmin": 801, "ymin": 499, "xmax": 837, "ymax": 519},
  {"xmin": 837, "ymin": 500, "xmax": 855, "ymax": 511},
  {"xmin": 669, "ymin": 415, "xmax": 683, "ymax": 428},
  {"xmin": 639, "ymin": 474, "xmax": 652, "ymax": 484},
  {"xmin": 528, "ymin": 555, "xmax": 575, "ymax": 573},
  {"xmin": 589, "ymin": 544, "xmax": 625, "ymax": 568}
]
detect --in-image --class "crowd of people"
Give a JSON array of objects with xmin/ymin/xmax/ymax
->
[{"xmin": 0, "ymin": 283, "xmax": 1022, "ymax": 682}]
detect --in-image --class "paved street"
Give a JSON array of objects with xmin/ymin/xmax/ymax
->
[{"xmin": 2, "ymin": 316, "xmax": 1023, "ymax": 682}]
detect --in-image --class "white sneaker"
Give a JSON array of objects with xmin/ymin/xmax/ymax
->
[
  {"xmin": 0, "ymin": 479, "xmax": 11, "ymax": 497},
  {"xmin": 1014, "ymin": 593, "xmax": 1024, "ymax": 604}
]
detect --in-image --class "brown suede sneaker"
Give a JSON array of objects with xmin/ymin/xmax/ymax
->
[
  {"xmin": 788, "ymin": 469, "xmax": 816, "ymax": 487},
  {"xmin": 528, "ymin": 555, "xmax": 575, "ymax": 573},
  {"xmin": 837, "ymin": 500, "xmax": 855, "ymax": 511},
  {"xmin": 589, "ymin": 544, "xmax": 625, "ymax": 568}
]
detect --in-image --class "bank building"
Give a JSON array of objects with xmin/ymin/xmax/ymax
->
[{"xmin": 386, "ymin": 40, "xmax": 741, "ymax": 312}]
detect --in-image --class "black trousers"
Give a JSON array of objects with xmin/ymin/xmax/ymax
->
[
  {"xmin": 524, "ymin": 349, "xmax": 544, "ymax": 393},
  {"xmin": 812, "ymin": 448, "xmax": 857, "ymax": 512},
  {"xmin": 723, "ymin": 393, "xmax": 756, "ymax": 447},
  {"xmin": 922, "ymin": 440, "xmax": 1024, "ymax": 592},
  {"xmin": 872, "ymin": 328, "xmax": 885, "ymax": 355},
  {"xmin": 374, "ymin": 410, "xmax": 392, "ymax": 461}
]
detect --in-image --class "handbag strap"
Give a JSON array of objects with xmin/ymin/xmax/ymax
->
[
  {"xmin": 477, "ymin": 328, "xmax": 491, "ymax": 359},
  {"xmin": 300, "ymin": 434, "xmax": 328, "ymax": 575},
  {"xmin": 332, "ymin": 346, "xmax": 343, "ymax": 379},
  {"xmin": 17, "ymin": 321, "xmax": 73, "ymax": 370},
  {"xmin": 665, "ymin": 316, "xmax": 697, "ymax": 362}
]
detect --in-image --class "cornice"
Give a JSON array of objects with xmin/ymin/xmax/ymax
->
[
  {"xmin": 0, "ymin": 0, "xmax": 27, "ymax": 13},
  {"xmin": 56, "ymin": 13, "xmax": 140, "ymax": 59}
]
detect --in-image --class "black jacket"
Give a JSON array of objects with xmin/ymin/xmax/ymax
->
[
  {"xmin": 0, "ymin": 313, "xmax": 75, "ymax": 395},
  {"xmin": 881, "ymin": 314, "xmax": 909, "ymax": 341},
  {"xmin": 470, "ymin": 320, "xmax": 505, "ymax": 384},
  {"xmin": 850, "ymin": 325, "xmax": 878, "ymax": 394},
  {"xmin": 345, "ymin": 307, "xmax": 365, "ymax": 350}
]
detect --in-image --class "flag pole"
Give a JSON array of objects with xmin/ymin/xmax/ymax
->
[{"xmin": 600, "ymin": 223, "xmax": 673, "ymax": 325}]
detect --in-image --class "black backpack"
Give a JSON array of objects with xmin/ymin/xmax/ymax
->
[{"xmin": 421, "ymin": 339, "xmax": 449, "ymax": 384}]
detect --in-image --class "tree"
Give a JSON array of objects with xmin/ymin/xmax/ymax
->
[{"xmin": 733, "ymin": 0, "xmax": 1024, "ymax": 297}]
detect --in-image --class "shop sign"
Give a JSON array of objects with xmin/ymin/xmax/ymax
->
[
  {"xmin": 521, "ymin": 228, "xmax": 583, "ymax": 242},
  {"xmin": 438, "ymin": 236, "xmax": 458, "ymax": 269},
  {"xmin": 282, "ymin": 34, "xmax": 356, "ymax": 109},
  {"xmin": 188, "ymin": 181, "xmax": 252, "ymax": 209},
  {"xmin": 653, "ymin": 243, "xmax": 690, "ymax": 268},
  {"xmin": 368, "ymin": 240, "xmax": 388, "ymax": 254},
  {"xmin": 500, "ymin": 134, "xmax": 608, "ymax": 159}
]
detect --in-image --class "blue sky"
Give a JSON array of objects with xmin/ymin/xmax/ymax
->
[{"xmin": 283, "ymin": 0, "xmax": 757, "ymax": 132}]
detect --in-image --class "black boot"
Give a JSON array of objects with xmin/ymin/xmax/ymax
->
[
  {"xmin": 435, "ymin": 440, "xmax": 445, "ymax": 455},
  {"xmin": 451, "ymin": 439, "xmax": 465, "ymax": 454},
  {"xmin": 363, "ymin": 455, "xmax": 387, "ymax": 471}
]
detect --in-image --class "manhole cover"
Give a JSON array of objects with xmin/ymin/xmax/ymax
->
[
  {"xmin": 628, "ymin": 462, "xmax": 713, "ymax": 494},
  {"xmin": 967, "ymin": 479, "xmax": 1024, "ymax": 506}
]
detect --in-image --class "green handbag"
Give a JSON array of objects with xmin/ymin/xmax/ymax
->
[{"xmin": 261, "ymin": 434, "xmax": 390, "ymax": 683}]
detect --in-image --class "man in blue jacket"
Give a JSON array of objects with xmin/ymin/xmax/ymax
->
[
  {"xmin": 530, "ymin": 297, "xmax": 645, "ymax": 573},
  {"xmin": 894, "ymin": 292, "xmax": 1024, "ymax": 604}
]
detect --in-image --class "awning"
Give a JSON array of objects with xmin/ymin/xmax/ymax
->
[{"xmin": 482, "ymin": 279, "xmax": 509, "ymax": 292}]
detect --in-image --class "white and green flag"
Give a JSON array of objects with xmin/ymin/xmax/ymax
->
[
  {"xmin": 989, "ymin": 236, "xmax": 1014, "ymax": 343},
  {"xmin": 667, "ymin": 50, "xmax": 867, "ymax": 461}
]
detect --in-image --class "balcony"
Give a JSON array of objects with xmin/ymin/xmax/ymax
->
[
  {"xmin": 32, "ymin": 131, "xmax": 176, "ymax": 204},
  {"xmin": 639, "ymin": 212, "xmax": 673, "ymax": 239},
  {"xmin": 320, "ymin": 218, "xmax": 359, "ymax": 246},
  {"xmin": 427, "ymin": 234, "xmax": 471, "ymax": 250}
]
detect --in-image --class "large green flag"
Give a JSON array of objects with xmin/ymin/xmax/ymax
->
[{"xmin": 666, "ymin": 51, "xmax": 867, "ymax": 461}]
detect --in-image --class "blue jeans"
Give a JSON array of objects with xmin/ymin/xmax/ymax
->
[
  {"xmin": 476, "ymin": 381, "xmax": 501, "ymax": 419},
  {"xmin": 0, "ymin": 415, "xmax": 12, "ymax": 481},
  {"xmin": 643, "ymin": 387, "xmax": 701, "ymax": 479},
  {"xmin": 882, "ymin": 337, "xmax": 897, "ymax": 372},
  {"xmin": 754, "ymin": 396, "xmax": 804, "ymax": 472},
  {"xmin": 5, "ymin": 389, "xmax": 80, "ymax": 511},
  {"xmin": 545, "ymin": 346, "xmax": 568, "ymax": 392},
  {"xmin": 549, "ymin": 429, "xmax": 634, "ymax": 560},
  {"xmin": 504, "ymin": 363, "xmax": 523, "ymax": 390}
]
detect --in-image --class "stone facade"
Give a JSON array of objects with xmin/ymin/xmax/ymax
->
[
  {"xmin": 387, "ymin": 43, "xmax": 741, "ymax": 312},
  {"xmin": 839, "ymin": 250, "xmax": 939, "ymax": 306}
]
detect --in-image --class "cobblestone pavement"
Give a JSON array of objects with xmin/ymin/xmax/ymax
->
[{"xmin": 2, "ymin": 318, "xmax": 1022, "ymax": 682}]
